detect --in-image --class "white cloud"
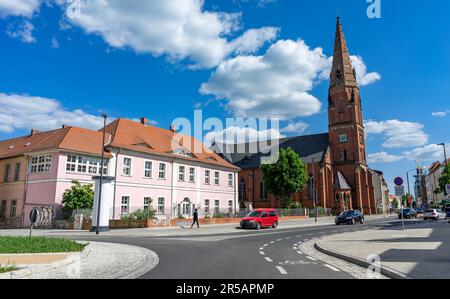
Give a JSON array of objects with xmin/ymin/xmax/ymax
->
[
  {"xmin": 350, "ymin": 55, "xmax": 381, "ymax": 86},
  {"xmin": 59, "ymin": 0, "xmax": 276, "ymax": 69},
  {"xmin": 200, "ymin": 39, "xmax": 328, "ymax": 119},
  {"xmin": 319, "ymin": 55, "xmax": 381, "ymax": 86},
  {"xmin": 0, "ymin": 92, "xmax": 105, "ymax": 133},
  {"xmin": 51, "ymin": 36, "xmax": 59, "ymax": 48},
  {"xmin": 404, "ymin": 144, "xmax": 450, "ymax": 162},
  {"xmin": 281, "ymin": 121, "xmax": 309, "ymax": 134},
  {"xmin": 0, "ymin": 0, "xmax": 41, "ymax": 18},
  {"xmin": 204, "ymin": 126, "xmax": 284, "ymax": 146},
  {"xmin": 6, "ymin": 20, "xmax": 36, "ymax": 43},
  {"xmin": 364, "ymin": 119, "xmax": 429, "ymax": 148},
  {"xmin": 368, "ymin": 152, "xmax": 404, "ymax": 164},
  {"xmin": 432, "ymin": 110, "xmax": 449, "ymax": 117},
  {"xmin": 230, "ymin": 27, "xmax": 279, "ymax": 54}
]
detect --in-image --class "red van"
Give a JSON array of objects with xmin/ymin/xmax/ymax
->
[{"xmin": 240, "ymin": 209, "xmax": 279, "ymax": 230}]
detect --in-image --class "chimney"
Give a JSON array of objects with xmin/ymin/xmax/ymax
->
[
  {"xmin": 30, "ymin": 129, "xmax": 41, "ymax": 136},
  {"xmin": 170, "ymin": 125, "xmax": 177, "ymax": 133},
  {"xmin": 140, "ymin": 117, "xmax": 149, "ymax": 125}
]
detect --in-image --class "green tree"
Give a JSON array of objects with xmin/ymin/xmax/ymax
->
[
  {"xmin": 391, "ymin": 198, "xmax": 399, "ymax": 209},
  {"xmin": 261, "ymin": 147, "xmax": 309, "ymax": 208},
  {"xmin": 62, "ymin": 180, "xmax": 94, "ymax": 210},
  {"xmin": 438, "ymin": 164, "xmax": 450, "ymax": 193}
]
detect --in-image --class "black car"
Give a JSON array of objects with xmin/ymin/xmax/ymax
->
[
  {"xmin": 335, "ymin": 210, "xmax": 365, "ymax": 225},
  {"xmin": 398, "ymin": 208, "xmax": 417, "ymax": 219}
]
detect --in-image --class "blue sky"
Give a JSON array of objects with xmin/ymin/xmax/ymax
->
[{"xmin": 0, "ymin": 0, "xmax": 449, "ymax": 193}]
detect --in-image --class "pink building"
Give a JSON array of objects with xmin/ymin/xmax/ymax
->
[{"xmin": 0, "ymin": 119, "xmax": 239, "ymax": 227}]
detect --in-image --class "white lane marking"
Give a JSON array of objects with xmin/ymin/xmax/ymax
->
[
  {"xmin": 307, "ymin": 233, "xmax": 314, "ymax": 236},
  {"xmin": 263, "ymin": 244, "xmax": 268, "ymax": 247},
  {"xmin": 303, "ymin": 239, "xmax": 309, "ymax": 242},
  {"xmin": 295, "ymin": 235, "xmax": 302, "ymax": 238},
  {"xmin": 306, "ymin": 256, "xmax": 317, "ymax": 261},
  {"xmin": 265, "ymin": 257, "xmax": 273, "ymax": 262},
  {"xmin": 292, "ymin": 247, "xmax": 297, "ymax": 250},
  {"xmin": 259, "ymin": 247, "xmax": 264, "ymax": 250},
  {"xmin": 276, "ymin": 266, "xmax": 288, "ymax": 275},
  {"xmin": 260, "ymin": 251, "xmax": 265, "ymax": 255},
  {"xmin": 277, "ymin": 239, "xmax": 282, "ymax": 242},
  {"xmin": 270, "ymin": 241, "xmax": 275, "ymax": 244},
  {"xmin": 324, "ymin": 264, "xmax": 341, "ymax": 272},
  {"xmin": 296, "ymin": 251, "xmax": 304, "ymax": 255},
  {"xmin": 285, "ymin": 237, "xmax": 291, "ymax": 240}
]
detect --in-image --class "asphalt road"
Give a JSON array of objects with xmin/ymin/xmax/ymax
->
[{"xmin": 71, "ymin": 217, "xmax": 397, "ymax": 279}]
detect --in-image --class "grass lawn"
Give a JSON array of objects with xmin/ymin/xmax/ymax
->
[{"xmin": 0, "ymin": 237, "xmax": 86, "ymax": 254}]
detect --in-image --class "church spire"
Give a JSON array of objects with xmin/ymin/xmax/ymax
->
[{"xmin": 330, "ymin": 17, "xmax": 358, "ymax": 88}]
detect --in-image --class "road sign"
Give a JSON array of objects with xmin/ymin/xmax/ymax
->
[
  {"xmin": 395, "ymin": 185, "xmax": 405, "ymax": 197},
  {"xmin": 394, "ymin": 177, "xmax": 404, "ymax": 186}
]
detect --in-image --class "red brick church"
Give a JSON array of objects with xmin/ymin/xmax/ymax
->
[{"xmin": 212, "ymin": 18, "xmax": 377, "ymax": 215}]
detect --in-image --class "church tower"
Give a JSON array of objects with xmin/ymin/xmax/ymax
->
[{"xmin": 328, "ymin": 17, "xmax": 375, "ymax": 214}]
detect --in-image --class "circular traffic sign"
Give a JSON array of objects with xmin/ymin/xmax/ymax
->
[{"xmin": 394, "ymin": 177, "xmax": 404, "ymax": 186}]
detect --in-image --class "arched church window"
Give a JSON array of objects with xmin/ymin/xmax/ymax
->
[
  {"xmin": 260, "ymin": 177, "xmax": 268, "ymax": 201},
  {"xmin": 239, "ymin": 178, "xmax": 247, "ymax": 202}
]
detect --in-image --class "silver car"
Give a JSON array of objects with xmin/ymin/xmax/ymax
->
[{"xmin": 423, "ymin": 209, "xmax": 447, "ymax": 220}]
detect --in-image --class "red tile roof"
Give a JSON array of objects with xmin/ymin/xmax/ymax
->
[
  {"xmin": 0, "ymin": 127, "xmax": 111, "ymax": 159},
  {"xmin": 105, "ymin": 118, "xmax": 239, "ymax": 170}
]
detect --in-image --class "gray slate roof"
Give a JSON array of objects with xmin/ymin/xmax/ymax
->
[{"xmin": 211, "ymin": 133, "xmax": 330, "ymax": 169}]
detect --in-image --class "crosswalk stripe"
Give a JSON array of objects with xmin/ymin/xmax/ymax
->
[{"xmin": 276, "ymin": 266, "xmax": 288, "ymax": 275}]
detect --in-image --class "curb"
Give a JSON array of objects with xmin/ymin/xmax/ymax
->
[{"xmin": 314, "ymin": 241, "xmax": 411, "ymax": 280}]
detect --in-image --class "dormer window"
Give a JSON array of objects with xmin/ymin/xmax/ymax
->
[
  {"xmin": 24, "ymin": 142, "xmax": 32, "ymax": 147},
  {"xmin": 172, "ymin": 149, "xmax": 193, "ymax": 158}
]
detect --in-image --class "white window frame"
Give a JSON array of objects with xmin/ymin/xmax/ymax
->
[
  {"xmin": 228, "ymin": 200, "xmax": 233, "ymax": 214},
  {"xmin": 204, "ymin": 199, "xmax": 210, "ymax": 215},
  {"xmin": 66, "ymin": 154, "xmax": 107, "ymax": 175},
  {"xmin": 123, "ymin": 157, "xmax": 132, "ymax": 176},
  {"xmin": 30, "ymin": 155, "xmax": 52, "ymax": 173},
  {"xmin": 144, "ymin": 197, "xmax": 152, "ymax": 211},
  {"xmin": 214, "ymin": 200, "xmax": 220, "ymax": 214},
  {"xmin": 214, "ymin": 171, "xmax": 220, "ymax": 185},
  {"xmin": 157, "ymin": 197, "xmax": 165, "ymax": 215},
  {"xmin": 189, "ymin": 167, "xmax": 195, "ymax": 183},
  {"xmin": 205, "ymin": 170, "xmax": 211, "ymax": 185},
  {"xmin": 178, "ymin": 166, "xmax": 185, "ymax": 182},
  {"xmin": 144, "ymin": 161, "xmax": 153, "ymax": 178},
  {"xmin": 121, "ymin": 196, "xmax": 130, "ymax": 216},
  {"xmin": 228, "ymin": 173, "xmax": 233, "ymax": 187},
  {"xmin": 158, "ymin": 163, "xmax": 166, "ymax": 179}
]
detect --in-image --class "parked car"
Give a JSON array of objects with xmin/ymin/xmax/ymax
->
[
  {"xmin": 445, "ymin": 207, "xmax": 450, "ymax": 218},
  {"xmin": 398, "ymin": 208, "xmax": 417, "ymax": 219},
  {"xmin": 423, "ymin": 209, "xmax": 447, "ymax": 220},
  {"xmin": 240, "ymin": 209, "xmax": 279, "ymax": 230},
  {"xmin": 335, "ymin": 210, "xmax": 365, "ymax": 225}
]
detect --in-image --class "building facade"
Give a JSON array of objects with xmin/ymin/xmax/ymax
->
[
  {"xmin": 370, "ymin": 169, "xmax": 390, "ymax": 214},
  {"xmin": 213, "ymin": 18, "xmax": 377, "ymax": 215},
  {"xmin": 425, "ymin": 160, "xmax": 449, "ymax": 206},
  {"xmin": 0, "ymin": 119, "xmax": 239, "ymax": 228}
]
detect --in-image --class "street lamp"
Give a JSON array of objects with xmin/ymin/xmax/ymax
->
[{"xmin": 95, "ymin": 113, "xmax": 108, "ymax": 235}]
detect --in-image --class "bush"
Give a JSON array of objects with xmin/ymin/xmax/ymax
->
[
  {"xmin": 121, "ymin": 209, "xmax": 155, "ymax": 221},
  {"xmin": 213, "ymin": 213, "xmax": 226, "ymax": 219}
]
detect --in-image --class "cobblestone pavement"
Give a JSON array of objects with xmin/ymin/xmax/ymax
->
[{"xmin": 0, "ymin": 242, "xmax": 159, "ymax": 279}]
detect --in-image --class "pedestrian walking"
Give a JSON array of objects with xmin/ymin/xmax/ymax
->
[{"xmin": 191, "ymin": 208, "xmax": 200, "ymax": 229}]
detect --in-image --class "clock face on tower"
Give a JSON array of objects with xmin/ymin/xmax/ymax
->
[{"xmin": 339, "ymin": 134, "xmax": 348, "ymax": 144}]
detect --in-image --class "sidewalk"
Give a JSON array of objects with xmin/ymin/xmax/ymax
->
[
  {"xmin": 0, "ymin": 215, "xmax": 387, "ymax": 238},
  {"xmin": 316, "ymin": 221, "xmax": 450, "ymax": 279},
  {"xmin": 0, "ymin": 241, "xmax": 159, "ymax": 279}
]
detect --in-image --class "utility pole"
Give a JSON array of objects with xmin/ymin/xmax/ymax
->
[{"xmin": 95, "ymin": 113, "xmax": 108, "ymax": 235}]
